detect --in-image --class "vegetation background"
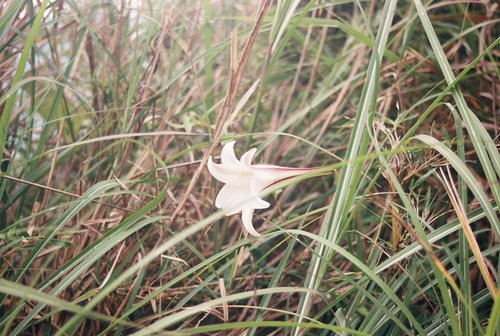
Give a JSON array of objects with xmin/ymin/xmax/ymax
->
[{"xmin": 0, "ymin": 0, "xmax": 498, "ymax": 335}]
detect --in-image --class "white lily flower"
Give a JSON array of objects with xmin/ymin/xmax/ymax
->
[{"xmin": 207, "ymin": 141, "xmax": 318, "ymax": 237}]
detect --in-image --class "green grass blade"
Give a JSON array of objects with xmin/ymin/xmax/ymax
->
[
  {"xmin": 0, "ymin": 180, "xmax": 119, "ymax": 310},
  {"xmin": 414, "ymin": 134, "xmax": 500, "ymax": 238},
  {"xmin": 413, "ymin": 0, "xmax": 500, "ymax": 209},
  {"xmin": 294, "ymin": 0, "xmax": 398, "ymax": 330},
  {"xmin": 449, "ymin": 102, "xmax": 473, "ymax": 335},
  {"xmin": 484, "ymin": 291, "xmax": 500, "ymax": 336},
  {"xmin": 9, "ymin": 189, "xmax": 168, "ymax": 335},
  {"xmin": 0, "ymin": 0, "xmax": 49, "ymax": 199},
  {"xmin": 0, "ymin": 279, "xmax": 137, "ymax": 329},
  {"xmin": 53, "ymin": 209, "xmax": 226, "ymax": 335},
  {"xmin": 131, "ymin": 287, "xmax": 315, "ymax": 336},
  {"xmin": 0, "ymin": 1, "xmax": 24, "ymax": 44},
  {"xmin": 247, "ymin": 229, "xmax": 301, "ymax": 336}
]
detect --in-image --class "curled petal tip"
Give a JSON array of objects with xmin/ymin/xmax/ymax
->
[
  {"xmin": 207, "ymin": 156, "xmax": 217, "ymax": 178},
  {"xmin": 221, "ymin": 141, "xmax": 240, "ymax": 166},
  {"xmin": 241, "ymin": 148, "xmax": 257, "ymax": 166},
  {"xmin": 242, "ymin": 208, "xmax": 261, "ymax": 237}
]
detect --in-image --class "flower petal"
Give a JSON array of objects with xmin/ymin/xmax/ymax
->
[
  {"xmin": 215, "ymin": 184, "xmax": 252, "ymax": 214},
  {"xmin": 241, "ymin": 207, "xmax": 260, "ymax": 237},
  {"xmin": 250, "ymin": 166, "xmax": 314, "ymax": 195},
  {"xmin": 240, "ymin": 148, "xmax": 257, "ymax": 166},
  {"xmin": 248, "ymin": 197, "xmax": 270, "ymax": 209},
  {"xmin": 208, "ymin": 156, "xmax": 250, "ymax": 185},
  {"xmin": 254, "ymin": 165, "xmax": 314, "ymax": 181},
  {"xmin": 250, "ymin": 171, "xmax": 275, "ymax": 197},
  {"xmin": 221, "ymin": 141, "xmax": 242, "ymax": 166}
]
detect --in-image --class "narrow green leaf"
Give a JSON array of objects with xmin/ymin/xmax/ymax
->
[
  {"xmin": 413, "ymin": 0, "xmax": 500, "ymax": 211},
  {"xmin": 295, "ymin": 0, "xmax": 398, "ymax": 331},
  {"xmin": 414, "ymin": 134, "xmax": 499, "ymax": 238},
  {"xmin": 0, "ymin": 279, "xmax": 138, "ymax": 329},
  {"xmin": 0, "ymin": 0, "xmax": 49, "ymax": 198}
]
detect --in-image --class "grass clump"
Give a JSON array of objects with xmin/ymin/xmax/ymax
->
[{"xmin": 0, "ymin": 0, "xmax": 498, "ymax": 335}]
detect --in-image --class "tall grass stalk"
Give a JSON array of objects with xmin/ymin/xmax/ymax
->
[{"xmin": 294, "ymin": 0, "xmax": 397, "ymax": 332}]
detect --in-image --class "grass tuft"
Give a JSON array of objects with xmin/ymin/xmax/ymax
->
[{"xmin": 0, "ymin": 1, "xmax": 497, "ymax": 335}]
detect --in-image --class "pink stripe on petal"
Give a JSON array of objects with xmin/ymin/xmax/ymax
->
[
  {"xmin": 253, "ymin": 165, "xmax": 316, "ymax": 182},
  {"xmin": 250, "ymin": 174, "xmax": 272, "ymax": 197}
]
